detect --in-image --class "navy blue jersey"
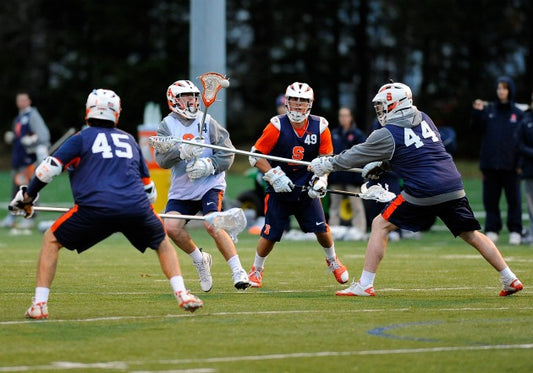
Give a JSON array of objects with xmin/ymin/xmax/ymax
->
[
  {"xmin": 12, "ymin": 110, "xmax": 36, "ymax": 168},
  {"xmin": 53, "ymin": 126, "xmax": 151, "ymax": 214},
  {"xmin": 385, "ymin": 112, "xmax": 464, "ymax": 198}
]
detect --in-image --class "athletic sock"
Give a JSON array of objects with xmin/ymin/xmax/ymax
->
[
  {"xmin": 170, "ymin": 275, "xmax": 186, "ymax": 294},
  {"xmin": 253, "ymin": 253, "xmax": 266, "ymax": 270},
  {"xmin": 227, "ymin": 254, "xmax": 243, "ymax": 274},
  {"xmin": 499, "ymin": 267, "xmax": 517, "ymax": 284},
  {"xmin": 323, "ymin": 245, "xmax": 336, "ymax": 261},
  {"xmin": 189, "ymin": 247, "xmax": 203, "ymax": 263},
  {"xmin": 359, "ymin": 270, "xmax": 376, "ymax": 287},
  {"xmin": 34, "ymin": 287, "xmax": 50, "ymax": 303}
]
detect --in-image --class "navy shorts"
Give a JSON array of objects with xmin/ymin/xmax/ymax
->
[
  {"xmin": 52, "ymin": 205, "xmax": 166, "ymax": 253},
  {"xmin": 165, "ymin": 189, "xmax": 224, "ymax": 217},
  {"xmin": 261, "ymin": 192, "xmax": 328, "ymax": 242},
  {"xmin": 382, "ymin": 195, "xmax": 481, "ymax": 237}
]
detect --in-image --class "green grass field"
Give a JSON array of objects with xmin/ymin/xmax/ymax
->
[{"xmin": 0, "ymin": 168, "xmax": 531, "ymax": 372}]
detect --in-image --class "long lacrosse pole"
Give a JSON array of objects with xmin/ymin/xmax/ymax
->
[
  {"xmin": 33, "ymin": 206, "xmax": 207, "ymax": 221},
  {"xmin": 177, "ymin": 138, "xmax": 364, "ymax": 173}
]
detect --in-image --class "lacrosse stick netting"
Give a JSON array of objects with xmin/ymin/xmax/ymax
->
[
  {"xmin": 148, "ymin": 135, "xmax": 180, "ymax": 153},
  {"xmin": 358, "ymin": 182, "xmax": 397, "ymax": 203},
  {"xmin": 199, "ymin": 72, "xmax": 227, "ymax": 107}
]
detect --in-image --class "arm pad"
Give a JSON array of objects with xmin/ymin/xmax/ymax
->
[{"xmin": 35, "ymin": 156, "xmax": 63, "ymax": 183}]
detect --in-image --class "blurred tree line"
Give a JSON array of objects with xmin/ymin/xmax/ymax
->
[{"xmin": 0, "ymin": 0, "xmax": 532, "ymax": 167}]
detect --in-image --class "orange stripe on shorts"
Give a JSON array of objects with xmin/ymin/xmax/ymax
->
[
  {"xmin": 51, "ymin": 204, "xmax": 79, "ymax": 232},
  {"xmin": 382, "ymin": 194, "xmax": 404, "ymax": 220}
]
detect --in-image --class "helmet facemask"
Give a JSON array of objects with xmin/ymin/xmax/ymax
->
[{"xmin": 284, "ymin": 82, "xmax": 314, "ymax": 123}]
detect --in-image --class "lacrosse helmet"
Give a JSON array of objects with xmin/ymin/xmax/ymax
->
[
  {"xmin": 167, "ymin": 80, "xmax": 201, "ymax": 119},
  {"xmin": 85, "ymin": 89, "xmax": 122, "ymax": 125},
  {"xmin": 285, "ymin": 82, "xmax": 314, "ymax": 123},
  {"xmin": 372, "ymin": 82, "xmax": 413, "ymax": 126}
]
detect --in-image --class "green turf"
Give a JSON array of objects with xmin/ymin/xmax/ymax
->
[{"xmin": 0, "ymin": 168, "xmax": 531, "ymax": 372}]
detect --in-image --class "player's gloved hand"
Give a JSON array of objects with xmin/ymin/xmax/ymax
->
[
  {"xmin": 186, "ymin": 157, "xmax": 215, "ymax": 180},
  {"xmin": 144, "ymin": 180, "xmax": 157, "ymax": 204},
  {"xmin": 308, "ymin": 175, "xmax": 328, "ymax": 199},
  {"xmin": 179, "ymin": 138, "xmax": 204, "ymax": 160},
  {"xmin": 263, "ymin": 166, "xmax": 294, "ymax": 193},
  {"xmin": 20, "ymin": 134, "xmax": 38, "ymax": 147},
  {"xmin": 8, "ymin": 185, "xmax": 39, "ymax": 218},
  {"xmin": 308, "ymin": 156, "xmax": 335, "ymax": 176},
  {"xmin": 362, "ymin": 161, "xmax": 387, "ymax": 180}
]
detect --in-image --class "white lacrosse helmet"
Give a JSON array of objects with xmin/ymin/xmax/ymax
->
[
  {"xmin": 167, "ymin": 80, "xmax": 201, "ymax": 119},
  {"xmin": 285, "ymin": 82, "xmax": 314, "ymax": 123},
  {"xmin": 85, "ymin": 89, "xmax": 122, "ymax": 125},
  {"xmin": 372, "ymin": 82, "xmax": 413, "ymax": 126}
]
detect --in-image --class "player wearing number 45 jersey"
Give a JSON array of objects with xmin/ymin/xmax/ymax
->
[
  {"xmin": 247, "ymin": 82, "xmax": 349, "ymax": 288},
  {"xmin": 309, "ymin": 81, "xmax": 523, "ymax": 297},
  {"xmin": 9, "ymin": 89, "xmax": 203, "ymax": 319}
]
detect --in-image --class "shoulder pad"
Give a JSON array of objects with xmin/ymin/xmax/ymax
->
[{"xmin": 270, "ymin": 116, "xmax": 281, "ymax": 130}]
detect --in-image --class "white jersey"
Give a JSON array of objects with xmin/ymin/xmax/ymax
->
[{"xmin": 164, "ymin": 114, "xmax": 227, "ymax": 201}]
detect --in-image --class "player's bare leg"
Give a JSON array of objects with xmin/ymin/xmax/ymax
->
[
  {"xmin": 248, "ymin": 237, "xmax": 276, "ymax": 288},
  {"xmin": 460, "ymin": 230, "xmax": 523, "ymax": 296},
  {"xmin": 204, "ymin": 218, "xmax": 250, "ymax": 289}
]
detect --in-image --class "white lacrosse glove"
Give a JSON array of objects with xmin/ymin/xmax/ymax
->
[
  {"xmin": 8, "ymin": 185, "xmax": 39, "ymax": 218},
  {"xmin": 308, "ymin": 156, "xmax": 335, "ymax": 176},
  {"xmin": 263, "ymin": 166, "xmax": 294, "ymax": 193},
  {"xmin": 186, "ymin": 157, "xmax": 215, "ymax": 180},
  {"xmin": 308, "ymin": 175, "xmax": 328, "ymax": 199},
  {"xmin": 179, "ymin": 138, "xmax": 204, "ymax": 160},
  {"xmin": 361, "ymin": 161, "xmax": 388, "ymax": 180},
  {"xmin": 144, "ymin": 180, "xmax": 157, "ymax": 204}
]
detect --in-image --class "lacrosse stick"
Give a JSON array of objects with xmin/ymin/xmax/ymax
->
[
  {"xmin": 301, "ymin": 182, "xmax": 396, "ymax": 203},
  {"xmin": 31, "ymin": 206, "xmax": 247, "ymax": 242},
  {"xmin": 198, "ymin": 72, "xmax": 230, "ymax": 139},
  {"xmin": 148, "ymin": 136, "xmax": 364, "ymax": 173}
]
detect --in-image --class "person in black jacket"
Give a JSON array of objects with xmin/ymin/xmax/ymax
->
[
  {"xmin": 471, "ymin": 76, "xmax": 524, "ymax": 245},
  {"xmin": 518, "ymin": 92, "xmax": 533, "ymax": 243}
]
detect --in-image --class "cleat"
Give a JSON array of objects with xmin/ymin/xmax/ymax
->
[
  {"xmin": 335, "ymin": 281, "xmax": 375, "ymax": 296},
  {"xmin": 176, "ymin": 290, "xmax": 203, "ymax": 312},
  {"xmin": 499, "ymin": 278, "xmax": 523, "ymax": 296},
  {"xmin": 232, "ymin": 269, "xmax": 251, "ymax": 290},
  {"xmin": 326, "ymin": 256, "xmax": 349, "ymax": 284},
  {"xmin": 248, "ymin": 266, "xmax": 263, "ymax": 288},
  {"xmin": 25, "ymin": 300, "xmax": 49, "ymax": 319},
  {"xmin": 193, "ymin": 250, "xmax": 213, "ymax": 292}
]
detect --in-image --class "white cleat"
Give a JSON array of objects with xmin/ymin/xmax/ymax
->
[
  {"xmin": 176, "ymin": 290, "xmax": 203, "ymax": 312},
  {"xmin": 232, "ymin": 269, "xmax": 251, "ymax": 290},
  {"xmin": 335, "ymin": 281, "xmax": 375, "ymax": 297},
  {"xmin": 193, "ymin": 250, "xmax": 213, "ymax": 292},
  {"xmin": 25, "ymin": 300, "xmax": 49, "ymax": 319}
]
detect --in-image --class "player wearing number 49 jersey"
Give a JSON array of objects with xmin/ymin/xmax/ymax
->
[
  {"xmin": 246, "ymin": 82, "xmax": 349, "ymax": 288},
  {"xmin": 309, "ymin": 81, "xmax": 523, "ymax": 298},
  {"xmin": 9, "ymin": 89, "xmax": 203, "ymax": 319}
]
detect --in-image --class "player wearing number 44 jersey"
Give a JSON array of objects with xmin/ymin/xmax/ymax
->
[
  {"xmin": 9, "ymin": 89, "xmax": 203, "ymax": 319},
  {"xmin": 247, "ymin": 82, "xmax": 349, "ymax": 288},
  {"xmin": 309, "ymin": 81, "xmax": 523, "ymax": 297}
]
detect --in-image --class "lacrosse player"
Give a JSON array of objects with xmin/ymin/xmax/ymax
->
[
  {"xmin": 154, "ymin": 80, "xmax": 250, "ymax": 292},
  {"xmin": 246, "ymin": 82, "xmax": 349, "ymax": 288},
  {"xmin": 2, "ymin": 92, "xmax": 50, "ymax": 230},
  {"xmin": 309, "ymin": 81, "xmax": 523, "ymax": 297},
  {"xmin": 9, "ymin": 89, "xmax": 203, "ymax": 319}
]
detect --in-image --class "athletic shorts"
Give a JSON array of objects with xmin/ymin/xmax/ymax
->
[
  {"xmin": 51, "ymin": 205, "xmax": 166, "ymax": 253},
  {"xmin": 165, "ymin": 189, "xmax": 224, "ymax": 217},
  {"xmin": 382, "ymin": 195, "xmax": 481, "ymax": 237},
  {"xmin": 261, "ymin": 192, "xmax": 328, "ymax": 242}
]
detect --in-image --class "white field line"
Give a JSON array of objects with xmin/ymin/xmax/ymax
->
[
  {"xmin": 2, "ymin": 306, "xmax": 533, "ymax": 326},
  {"xmin": 1, "ymin": 344, "xmax": 532, "ymax": 371}
]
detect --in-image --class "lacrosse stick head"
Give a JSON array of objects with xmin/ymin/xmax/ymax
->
[
  {"xmin": 359, "ymin": 182, "xmax": 397, "ymax": 203},
  {"xmin": 204, "ymin": 208, "xmax": 247, "ymax": 242},
  {"xmin": 199, "ymin": 72, "xmax": 229, "ymax": 108},
  {"xmin": 148, "ymin": 136, "xmax": 180, "ymax": 154}
]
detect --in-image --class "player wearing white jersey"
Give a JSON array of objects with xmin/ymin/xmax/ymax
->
[{"xmin": 155, "ymin": 80, "xmax": 250, "ymax": 292}]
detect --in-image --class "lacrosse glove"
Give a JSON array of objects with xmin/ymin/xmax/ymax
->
[
  {"xmin": 179, "ymin": 138, "xmax": 204, "ymax": 160},
  {"xmin": 308, "ymin": 175, "xmax": 328, "ymax": 199},
  {"xmin": 144, "ymin": 180, "xmax": 157, "ymax": 204},
  {"xmin": 361, "ymin": 161, "xmax": 389, "ymax": 180},
  {"xmin": 186, "ymin": 157, "xmax": 215, "ymax": 180},
  {"xmin": 8, "ymin": 185, "xmax": 39, "ymax": 218},
  {"xmin": 308, "ymin": 156, "xmax": 335, "ymax": 176},
  {"xmin": 263, "ymin": 166, "xmax": 294, "ymax": 193}
]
